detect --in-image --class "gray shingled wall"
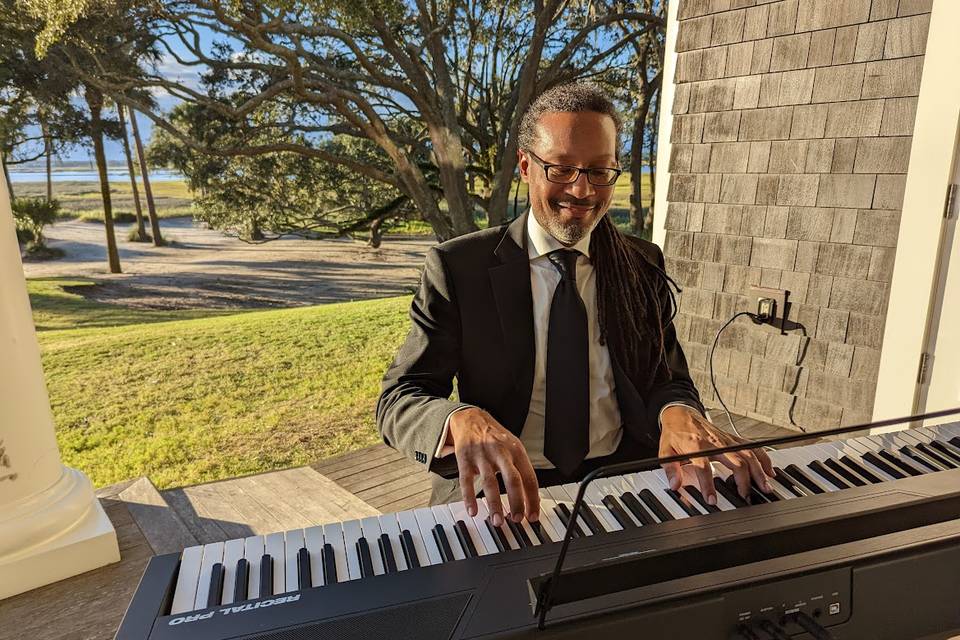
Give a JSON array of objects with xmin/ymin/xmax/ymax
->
[{"xmin": 665, "ymin": 0, "xmax": 932, "ymax": 430}]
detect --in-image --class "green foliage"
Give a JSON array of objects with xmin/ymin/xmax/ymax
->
[
  {"xmin": 12, "ymin": 195, "xmax": 59, "ymax": 247},
  {"xmin": 16, "ymin": 225, "xmax": 34, "ymax": 244},
  {"xmin": 29, "ymin": 278, "xmax": 411, "ymax": 489}
]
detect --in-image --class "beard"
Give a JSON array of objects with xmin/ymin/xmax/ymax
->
[{"xmin": 540, "ymin": 198, "xmax": 605, "ymax": 245}]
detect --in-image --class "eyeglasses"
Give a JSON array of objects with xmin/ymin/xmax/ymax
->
[{"xmin": 524, "ymin": 149, "xmax": 623, "ymax": 186}]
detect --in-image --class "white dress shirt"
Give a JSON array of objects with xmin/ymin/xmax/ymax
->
[{"xmin": 435, "ymin": 210, "xmax": 696, "ymax": 466}]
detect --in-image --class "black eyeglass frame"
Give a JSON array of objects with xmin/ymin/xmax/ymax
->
[{"xmin": 523, "ymin": 149, "xmax": 623, "ymax": 186}]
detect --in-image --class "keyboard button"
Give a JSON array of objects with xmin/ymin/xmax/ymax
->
[
  {"xmin": 602, "ymin": 494, "xmax": 639, "ymax": 527},
  {"xmin": 454, "ymin": 521, "xmax": 479, "ymax": 557},
  {"xmin": 284, "ymin": 530, "xmax": 304, "ymax": 592},
  {"xmin": 171, "ymin": 545, "xmax": 204, "ymax": 614},
  {"xmin": 431, "ymin": 505, "xmax": 466, "ymax": 560},
  {"xmin": 685, "ymin": 485, "xmax": 722, "ymax": 513},
  {"xmin": 233, "ymin": 559, "xmax": 249, "ymax": 601},
  {"xmin": 297, "ymin": 547, "xmax": 311, "ymax": 588},
  {"xmin": 399, "ymin": 530, "xmax": 421, "ymax": 569},
  {"xmin": 221, "ymin": 538, "xmax": 245, "ymax": 603},
  {"xmin": 357, "ymin": 537, "xmax": 375, "ymax": 576},
  {"xmin": 823, "ymin": 458, "xmax": 867, "ymax": 486},
  {"xmin": 360, "ymin": 516, "xmax": 386, "ymax": 575},
  {"xmin": 206, "ymin": 563, "xmax": 224, "ymax": 608},
  {"xmin": 259, "ymin": 553, "xmax": 273, "ymax": 598},
  {"xmin": 264, "ymin": 532, "xmax": 285, "ymax": 594},
  {"xmin": 378, "ymin": 533, "xmax": 399, "ymax": 572},
  {"xmin": 322, "ymin": 543, "xmax": 339, "ymax": 584},
  {"xmin": 619, "ymin": 491, "xmax": 657, "ymax": 525},
  {"xmin": 808, "ymin": 460, "xmax": 850, "ymax": 490},
  {"xmin": 322, "ymin": 522, "xmax": 350, "ymax": 582},
  {"xmin": 242, "ymin": 536, "xmax": 264, "ymax": 601},
  {"xmin": 304, "ymin": 526, "xmax": 325, "ymax": 586},
  {"xmin": 195, "ymin": 542, "xmax": 225, "ymax": 610},
  {"xmin": 377, "ymin": 514, "xmax": 409, "ymax": 570},
  {"xmin": 783, "ymin": 465, "xmax": 825, "ymax": 495}
]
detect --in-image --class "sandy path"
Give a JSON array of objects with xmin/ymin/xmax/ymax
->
[{"xmin": 21, "ymin": 217, "xmax": 435, "ymax": 309}]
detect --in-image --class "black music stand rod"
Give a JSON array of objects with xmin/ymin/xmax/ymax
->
[{"xmin": 534, "ymin": 406, "xmax": 960, "ymax": 630}]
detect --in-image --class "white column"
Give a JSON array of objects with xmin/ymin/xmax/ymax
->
[{"xmin": 0, "ymin": 177, "xmax": 119, "ymax": 599}]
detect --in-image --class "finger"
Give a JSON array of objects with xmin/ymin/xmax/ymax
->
[
  {"xmin": 741, "ymin": 450, "xmax": 773, "ymax": 493},
  {"xmin": 661, "ymin": 460, "xmax": 683, "ymax": 491},
  {"xmin": 719, "ymin": 452, "xmax": 750, "ymax": 499},
  {"xmin": 459, "ymin": 467, "xmax": 478, "ymax": 517},
  {"xmin": 478, "ymin": 462, "xmax": 503, "ymax": 527},
  {"xmin": 756, "ymin": 447, "xmax": 775, "ymax": 477},
  {"xmin": 690, "ymin": 457, "xmax": 716, "ymax": 505},
  {"xmin": 500, "ymin": 463, "xmax": 526, "ymax": 523},
  {"xmin": 514, "ymin": 452, "xmax": 541, "ymax": 522}
]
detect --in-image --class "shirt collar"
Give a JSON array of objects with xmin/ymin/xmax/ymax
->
[{"xmin": 525, "ymin": 208, "xmax": 592, "ymax": 261}]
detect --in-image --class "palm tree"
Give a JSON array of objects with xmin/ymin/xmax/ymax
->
[
  {"xmin": 128, "ymin": 107, "xmax": 163, "ymax": 245},
  {"xmin": 84, "ymin": 83, "xmax": 120, "ymax": 273},
  {"xmin": 117, "ymin": 104, "xmax": 148, "ymax": 241}
]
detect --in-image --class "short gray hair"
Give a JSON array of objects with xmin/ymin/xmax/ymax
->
[{"xmin": 517, "ymin": 81, "xmax": 623, "ymax": 153}]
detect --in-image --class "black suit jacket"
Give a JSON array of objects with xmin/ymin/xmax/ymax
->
[{"xmin": 376, "ymin": 212, "xmax": 703, "ymax": 501}]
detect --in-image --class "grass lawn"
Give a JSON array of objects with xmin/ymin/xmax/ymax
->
[{"xmin": 30, "ymin": 279, "xmax": 411, "ymax": 490}]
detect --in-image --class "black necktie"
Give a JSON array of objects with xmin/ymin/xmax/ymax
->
[{"xmin": 544, "ymin": 249, "xmax": 590, "ymax": 476}]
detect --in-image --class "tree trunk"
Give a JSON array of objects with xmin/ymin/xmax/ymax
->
[
  {"xmin": 628, "ymin": 102, "xmax": 648, "ymax": 236},
  {"xmin": 41, "ymin": 118, "xmax": 52, "ymax": 203},
  {"xmin": 85, "ymin": 85, "xmax": 121, "ymax": 274},
  {"xmin": 367, "ymin": 216, "xmax": 383, "ymax": 248},
  {"xmin": 118, "ymin": 105, "xmax": 149, "ymax": 241},
  {"xmin": 645, "ymin": 91, "xmax": 659, "ymax": 231},
  {"xmin": 128, "ymin": 107, "xmax": 163, "ymax": 245},
  {"xmin": 249, "ymin": 217, "xmax": 264, "ymax": 241},
  {"xmin": 1, "ymin": 154, "xmax": 13, "ymax": 201}
]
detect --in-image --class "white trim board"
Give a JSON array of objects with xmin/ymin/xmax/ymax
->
[{"xmin": 873, "ymin": 0, "xmax": 960, "ymax": 427}]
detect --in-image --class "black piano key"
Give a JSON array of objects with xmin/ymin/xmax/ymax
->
[
  {"xmin": 684, "ymin": 485, "xmax": 722, "ymax": 513},
  {"xmin": 259, "ymin": 553, "xmax": 273, "ymax": 598},
  {"xmin": 453, "ymin": 521, "xmax": 478, "ymax": 557},
  {"xmin": 400, "ymin": 529, "xmax": 420, "ymax": 569},
  {"xmin": 378, "ymin": 533, "xmax": 398, "ymax": 572},
  {"xmin": 506, "ymin": 518, "xmax": 533, "ymax": 547},
  {"xmin": 432, "ymin": 524, "xmax": 455, "ymax": 562},
  {"xmin": 554, "ymin": 503, "xmax": 587, "ymax": 537},
  {"xmin": 929, "ymin": 440, "xmax": 960, "ymax": 465},
  {"xmin": 714, "ymin": 476, "xmax": 749, "ymax": 507},
  {"xmin": 602, "ymin": 494, "xmax": 640, "ymax": 527},
  {"xmin": 724, "ymin": 475, "xmax": 765, "ymax": 505},
  {"xmin": 950, "ymin": 436, "xmax": 960, "ymax": 451},
  {"xmin": 577, "ymin": 504, "xmax": 606, "ymax": 534},
  {"xmin": 808, "ymin": 460, "xmax": 850, "ymax": 489},
  {"xmin": 935, "ymin": 440, "xmax": 960, "ymax": 460},
  {"xmin": 206, "ymin": 562, "xmax": 224, "ymax": 608},
  {"xmin": 637, "ymin": 488, "xmax": 675, "ymax": 522},
  {"xmin": 824, "ymin": 457, "xmax": 867, "ymax": 486},
  {"xmin": 772, "ymin": 467, "xmax": 807, "ymax": 497},
  {"xmin": 322, "ymin": 543, "xmax": 338, "ymax": 584},
  {"xmin": 529, "ymin": 520, "xmax": 552, "ymax": 543},
  {"xmin": 357, "ymin": 537, "xmax": 375, "ymax": 576},
  {"xmin": 862, "ymin": 451, "xmax": 906, "ymax": 479},
  {"xmin": 784, "ymin": 464, "xmax": 826, "ymax": 494},
  {"xmin": 839, "ymin": 456, "xmax": 882, "ymax": 484},
  {"xmin": 916, "ymin": 442, "xmax": 958, "ymax": 469},
  {"xmin": 233, "ymin": 558, "xmax": 249, "ymax": 601},
  {"xmin": 485, "ymin": 517, "xmax": 511, "ymax": 550},
  {"xmin": 666, "ymin": 489, "xmax": 702, "ymax": 516},
  {"xmin": 297, "ymin": 547, "xmax": 311, "ymax": 589},
  {"xmin": 751, "ymin": 479, "xmax": 780, "ymax": 502},
  {"xmin": 878, "ymin": 449, "xmax": 924, "ymax": 476},
  {"xmin": 619, "ymin": 492, "xmax": 656, "ymax": 525},
  {"xmin": 899, "ymin": 445, "xmax": 944, "ymax": 472}
]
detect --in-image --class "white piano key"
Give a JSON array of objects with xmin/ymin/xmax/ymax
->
[
  {"xmin": 341, "ymin": 519, "xmax": 365, "ymax": 579},
  {"xmin": 533, "ymin": 496, "xmax": 564, "ymax": 542},
  {"xmin": 360, "ymin": 516, "xmax": 386, "ymax": 575},
  {"xmin": 431, "ymin": 504, "xmax": 467, "ymax": 560},
  {"xmin": 472, "ymin": 500, "xmax": 505, "ymax": 554},
  {"xmin": 322, "ymin": 522, "xmax": 349, "ymax": 583},
  {"xmin": 171, "ymin": 545, "xmax": 204, "ymax": 614},
  {"xmin": 264, "ymin": 532, "xmax": 285, "ymax": 595},
  {"xmin": 243, "ymin": 536, "xmax": 264, "ymax": 600},
  {"xmin": 449, "ymin": 501, "xmax": 489, "ymax": 556},
  {"xmin": 413, "ymin": 507, "xmax": 444, "ymax": 565},
  {"xmin": 496, "ymin": 493, "xmax": 544, "ymax": 545},
  {"xmin": 221, "ymin": 537, "xmax": 245, "ymax": 604},
  {"xmin": 304, "ymin": 525, "xmax": 325, "ymax": 587},
  {"xmin": 193, "ymin": 541, "xmax": 225, "ymax": 611},
  {"xmin": 284, "ymin": 529, "xmax": 304, "ymax": 592},
  {"xmin": 396, "ymin": 510, "xmax": 431, "ymax": 566}
]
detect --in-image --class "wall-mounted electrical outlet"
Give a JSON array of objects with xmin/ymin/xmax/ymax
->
[{"xmin": 748, "ymin": 286, "xmax": 789, "ymax": 333}]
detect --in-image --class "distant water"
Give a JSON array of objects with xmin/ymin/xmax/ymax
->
[{"xmin": 8, "ymin": 169, "xmax": 184, "ymax": 183}]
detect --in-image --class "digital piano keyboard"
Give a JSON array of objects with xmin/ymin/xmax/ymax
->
[{"xmin": 116, "ymin": 422, "xmax": 960, "ymax": 639}]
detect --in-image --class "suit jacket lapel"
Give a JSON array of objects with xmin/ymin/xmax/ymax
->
[{"xmin": 488, "ymin": 213, "xmax": 535, "ymax": 433}]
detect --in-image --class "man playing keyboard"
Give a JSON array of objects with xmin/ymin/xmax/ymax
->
[{"xmin": 377, "ymin": 81, "xmax": 774, "ymax": 530}]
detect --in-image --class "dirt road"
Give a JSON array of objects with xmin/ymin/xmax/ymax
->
[{"xmin": 21, "ymin": 217, "xmax": 435, "ymax": 309}]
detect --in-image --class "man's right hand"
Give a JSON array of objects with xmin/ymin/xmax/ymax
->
[{"xmin": 447, "ymin": 408, "xmax": 540, "ymax": 527}]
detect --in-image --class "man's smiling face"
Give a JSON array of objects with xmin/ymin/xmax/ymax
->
[{"xmin": 518, "ymin": 110, "xmax": 619, "ymax": 246}]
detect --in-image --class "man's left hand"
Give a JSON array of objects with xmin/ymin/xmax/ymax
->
[{"xmin": 658, "ymin": 405, "xmax": 775, "ymax": 505}]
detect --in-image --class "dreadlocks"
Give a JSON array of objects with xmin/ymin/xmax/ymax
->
[{"xmin": 590, "ymin": 214, "xmax": 682, "ymax": 382}]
